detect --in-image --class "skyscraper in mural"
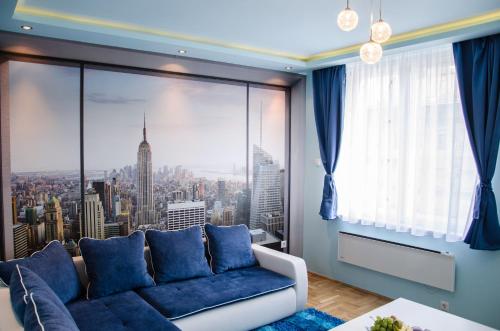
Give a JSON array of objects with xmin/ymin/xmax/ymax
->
[
  {"xmin": 83, "ymin": 193, "xmax": 105, "ymax": 239},
  {"xmin": 44, "ymin": 197, "xmax": 64, "ymax": 242},
  {"xmin": 13, "ymin": 223, "xmax": 29, "ymax": 259},
  {"xmin": 136, "ymin": 114, "xmax": 156, "ymax": 226},
  {"xmin": 92, "ymin": 181, "xmax": 112, "ymax": 222},
  {"xmin": 166, "ymin": 201, "xmax": 206, "ymax": 232},
  {"xmin": 249, "ymin": 102, "xmax": 284, "ymax": 231},
  {"xmin": 249, "ymin": 145, "xmax": 283, "ymax": 230}
]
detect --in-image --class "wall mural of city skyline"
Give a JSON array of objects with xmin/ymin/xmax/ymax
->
[{"xmin": 7, "ymin": 60, "xmax": 286, "ymax": 259}]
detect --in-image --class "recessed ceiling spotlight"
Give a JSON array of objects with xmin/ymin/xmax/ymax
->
[
  {"xmin": 177, "ymin": 50, "xmax": 187, "ymax": 54},
  {"xmin": 21, "ymin": 25, "xmax": 33, "ymax": 30},
  {"xmin": 285, "ymin": 66, "xmax": 293, "ymax": 71}
]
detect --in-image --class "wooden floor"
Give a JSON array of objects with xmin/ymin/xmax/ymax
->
[{"xmin": 307, "ymin": 272, "xmax": 391, "ymax": 321}]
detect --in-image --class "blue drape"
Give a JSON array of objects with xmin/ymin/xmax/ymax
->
[
  {"xmin": 453, "ymin": 34, "xmax": 500, "ymax": 250},
  {"xmin": 312, "ymin": 65, "xmax": 346, "ymax": 220}
]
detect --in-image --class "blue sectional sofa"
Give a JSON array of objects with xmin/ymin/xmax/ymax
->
[{"xmin": 0, "ymin": 228, "xmax": 307, "ymax": 331}]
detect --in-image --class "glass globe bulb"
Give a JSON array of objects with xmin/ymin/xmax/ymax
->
[
  {"xmin": 337, "ymin": 8, "xmax": 359, "ymax": 32},
  {"xmin": 360, "ymin": 41, "xmax": 383, "ymax": 64},
  {"xmin": 371, "ymin": 20, "xmax": 392, "ymax": 43}
]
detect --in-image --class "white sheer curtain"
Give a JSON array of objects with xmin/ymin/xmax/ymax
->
[{"xmin": 336, "ymin": 45, "xmax": 477, "ymax": 241}]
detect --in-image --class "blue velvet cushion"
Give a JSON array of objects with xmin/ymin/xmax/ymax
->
[
  {"xmin": 1, "ymin": 241, "xmax": 81, "ymax": 304},
  {"xmin": 136, "ymin": 266, "xmax": 295, "ymax": 320},
  {"xmin": 0, "ymin": 258, "xmax": 22, "ymax": 286},
  {"xmin": 67, "ymin": 290, "xmax": 180, "ymax": 331},
  {"xmin": 24, "ymin": 292, "xmax": 79, "ymax": 331},
  {"xmin": 205, "ymin": 224, "xmax": 257, "ymax": 273},
  {"xmin": 79, "ymin": 231, "xmax": 155, "ymax": 299},
  {"xmin": 146, "ymin": 227, "xmax": 212, "ymax": 283},
  {"xmin": 10, "ymin": 265, "xmax": 76, "ymax": 326}
]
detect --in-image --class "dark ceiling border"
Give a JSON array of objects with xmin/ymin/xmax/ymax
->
[{"xmin": 0, "ymin": 31, "xmax": 303, "ymax": 88}]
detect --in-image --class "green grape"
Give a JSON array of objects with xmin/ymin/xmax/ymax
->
[{"xmin": 372, "ymin": 315, "xmax": 406, "ymax": 331}]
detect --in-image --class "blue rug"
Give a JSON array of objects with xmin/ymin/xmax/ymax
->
[{"xmin": 253, "ymin": 308, "xmax": 345, "ymax": 331}]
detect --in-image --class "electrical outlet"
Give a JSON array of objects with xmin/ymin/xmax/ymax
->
[
  {"xmin": 440, "ymin": 300, "xmax": 449, "ymax": 312},
  {"xmin": 281, "ymin": 240, "xmax": 287, "ymax": 249}
]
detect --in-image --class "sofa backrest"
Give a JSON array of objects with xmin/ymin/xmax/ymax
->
[{"xmin": 73, "ymin": 246, "xmax": 153, "ymax": 287}]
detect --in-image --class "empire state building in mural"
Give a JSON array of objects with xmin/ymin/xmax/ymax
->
[{"xmin": 136, "ymin": 114, "xmax": 156, "ymax": 226}]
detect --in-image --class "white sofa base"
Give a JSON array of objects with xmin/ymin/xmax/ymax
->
[
  {"xmin": 0, "ymin": 244, "xmax": 307, "ymax": 331},
  {"xmin": 173, "ymin": 287, "xmax": 296, "ymax": 331}
]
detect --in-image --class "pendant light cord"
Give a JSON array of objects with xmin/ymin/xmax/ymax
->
[
  {"xmin": 369, "ymin": 0, "xmax": 374, "ymax": 38},
  {"xmin": 370, "ymin": 0, "xmax": 374, "ymax": 26}
]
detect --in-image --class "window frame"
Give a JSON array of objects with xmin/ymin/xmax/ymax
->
[{"xmin": 0, "ymin": 53, "xmax": 291, "ymax": 259}]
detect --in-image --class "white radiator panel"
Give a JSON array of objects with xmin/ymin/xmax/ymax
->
[{"xmin": 338, "ymin": 232, "xmax": 455, "ymax": 292}]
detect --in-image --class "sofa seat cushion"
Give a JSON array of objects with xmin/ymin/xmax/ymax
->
[
  {"xmin": 136, "ymin": 266, "xmax": 295, "ymax": 320},
  {"xmin": 66, "ymin": 290, "xmax": 180, "ymax": 331}
]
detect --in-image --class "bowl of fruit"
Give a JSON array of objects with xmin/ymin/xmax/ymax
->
[{"xmin": 368, "ymin": 315, "xmax": 417, "ymax": 331}]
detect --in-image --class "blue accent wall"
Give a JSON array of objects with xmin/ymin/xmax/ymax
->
[{"xmin": 303, "ymin": 71, "xmax": 500, "ymax": 329}]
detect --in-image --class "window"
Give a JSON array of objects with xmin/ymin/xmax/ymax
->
[
  {"xmin": 9, "ymin": 61, "xmax": 80, "ymax": 258},
  {"xmin": 248, "ymin": 86, "xmax": 286, "ymax": 247},
  {"xmin": 335, "ymin": 45, "xmax": 477, "ymax": 241},
  {"xmin": 2, "ymin": 60, "xmax": 289, "ymax": 259},
  {"xmin": 84, "ymin": 68, "xmax": 247, "ymax": 238}
]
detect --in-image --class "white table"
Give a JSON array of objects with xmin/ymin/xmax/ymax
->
[{"xmin": 332, "ymin": 298, "xmax": 497, "ymax": 331}]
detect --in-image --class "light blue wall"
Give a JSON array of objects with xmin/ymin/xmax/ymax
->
[{"xmin": 303, "ymin": 71, "xmax": 500, "ymax": 329}]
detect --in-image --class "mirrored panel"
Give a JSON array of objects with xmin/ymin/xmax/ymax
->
[
  {"xmin": 83, "ymin": 69, "xmax": 247, "ymax": 239},
  {"xmin": 9, "ymin": 61, "xmax": 80, "ymax": 258},
  {"xmin": 248, "ymin": 86, "xmax": 287, "ymax": 249}
]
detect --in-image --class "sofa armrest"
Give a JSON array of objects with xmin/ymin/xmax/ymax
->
[
  {"xmin": 252, "ymin": 244, "xmax": 307, "ymax": 311},
  {"xmin": 73, "ymin": 255, "xmax": 89, "ymax": 288},
  {"xmin": 0, "ymin": 287, "xmax": 23, "ymax": 331}
]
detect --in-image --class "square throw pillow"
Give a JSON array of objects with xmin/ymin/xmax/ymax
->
[
  {"xmin": 24, "ymin": 292, "xmax": 79, "ymax": 331},
  {"xmin": 205, "ymin": 224, "xmax": 257, "ymax": 274},
  {"xmin": 0, "ymin": 241, "xmax": 81, "ymax": 304},
  {"xmin": 0, "ymin": 259, "xmax": 21, "ymax": 287},
  {"xmin": 79, "ymin": 231, "xmax": 154, "ymax": 299},
  {"xmin": 146, "ymin": 226, "xmax": 212, "ymax": 283},
  {"xmin": 10, "ymin": 265, "xmax": 76, "ymax": 326}
]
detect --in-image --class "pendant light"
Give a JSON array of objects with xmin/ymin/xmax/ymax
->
[
  {"xmin": 360, "ymin": 40, "xmax": 383, "ymax": 64},
  {"xmin": 371, "ymin": 0, "xmax": 392, "ymax": 43},
  {"xmin": 337, "ymin": 0, "xmax": 359, "ymax": 32}
]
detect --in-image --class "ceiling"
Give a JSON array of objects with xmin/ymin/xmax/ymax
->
[{"xmin": 0, "ymin": 0, "xmax": 499, "ymax": 72}]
